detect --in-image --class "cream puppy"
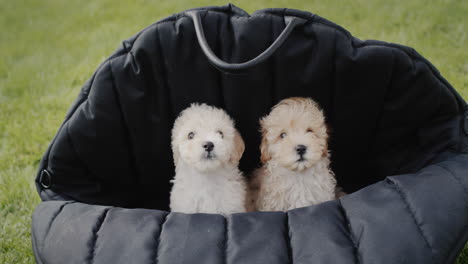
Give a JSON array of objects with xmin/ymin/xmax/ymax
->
[
  {"xmin": 250, "ymin": 97, "xmax": 336, "ymax": 211},
  {"xmin": 170, "ymin": 103, "xmax": 247, "ymax": 216}
]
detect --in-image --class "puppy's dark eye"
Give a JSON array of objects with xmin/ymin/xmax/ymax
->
[
  {"xmin": 188, "ymin": 132, "xmax": 195, "ymax": 139},
  {"xmin": 280, "ymin": 132, "xmax": 287, "ymax": 139},
  {"xmin": 217, "ymin": 130, "xmax": 224, "ymax": 138},
  {"xmin": 306, "ymin": 128, "xmax": 314, "ymax": 133}
]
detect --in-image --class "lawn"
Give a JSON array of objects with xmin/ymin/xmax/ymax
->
[{"xmin": 0, "ymin": 0, "xmax": 467, "ymax": 263}]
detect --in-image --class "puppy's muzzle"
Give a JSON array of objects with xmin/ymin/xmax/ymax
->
[{"xmin": 295, "ymin": 144, "xmax": 307, "ymax": 161}]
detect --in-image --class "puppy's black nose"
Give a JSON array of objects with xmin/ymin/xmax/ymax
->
[
  {"xmin": 203, "ymin": 141, "xmax": 214, "ymax": 152},
  {"xmin": 295, "ymin": 145, "xmax": 307, "ymax": 155}
]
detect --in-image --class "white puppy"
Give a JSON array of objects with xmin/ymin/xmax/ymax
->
[
  {"xmin": 250, "ymin": 97, "xmax": 336, "ymax": 211},
  {"xmin": 170, "ymin": 103, "xmax": 247, "ymax": 216}
]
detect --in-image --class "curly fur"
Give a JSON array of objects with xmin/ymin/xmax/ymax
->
[
  {"xmin": 250, "ymin": 97, "xmax": 336, "ymax": 211},
  {"xmin": 170, "ymin": 103, "xmax": 247, "ymax": 216}
]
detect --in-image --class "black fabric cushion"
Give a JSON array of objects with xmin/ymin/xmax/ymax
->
[{"xmin": 32, "ymin": 4, "xmax": 468, "ymax": 264}]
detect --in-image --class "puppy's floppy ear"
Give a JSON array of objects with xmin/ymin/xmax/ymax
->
[
  {"xmin": 259, "ymin": 121, "xmax": 271, "ymax": 164},
  {"xmin": 230, "ymin": 130, "xmax": 245, "ymax": 164},
  {"xmin": 322, "ymin": 142, "xmax": 329, "ymax": 158},
  {"xmin": 322, "ymin": 124, "xmax": 330, "ymax": 158},
  {"xmin": 171, "ymin": 143, "xmax": 180, "ymax": 166},
  {"xmin": 260, "ymin": 137, "xmax": 271, "ymax": 164}
]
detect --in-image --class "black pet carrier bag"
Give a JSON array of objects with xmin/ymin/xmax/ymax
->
[{"xmin": 32, "ymin": 4, "xmax": 468, "ymax": 264}]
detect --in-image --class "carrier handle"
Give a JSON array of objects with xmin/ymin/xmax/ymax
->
[{"xmin": 187, "ymin": 11, "xmax": 306, "ymax": 73}]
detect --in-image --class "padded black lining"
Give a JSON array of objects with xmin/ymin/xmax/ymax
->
[
  {"xmin": 87, "ymin": 208, "xmax": 111, "ymax": 264},
  {"xmin": 387, "ymin": 178, "xmax": 433, "ymax": 252},
  {"xmin": 337, "ymin": 199, "xmax": 361, "ymax": 264},
  {"xmin": 154, "ymin": 213, "xmax": 169, "ymax": 264},
  {"xmin": 36, "ymin": 5, "xmax": 466, "ymax": 210}
]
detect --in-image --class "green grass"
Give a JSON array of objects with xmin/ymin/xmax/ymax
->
[{"xmin": 0, "ymin": 0, "xmax": 466, "ymax": 263}]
